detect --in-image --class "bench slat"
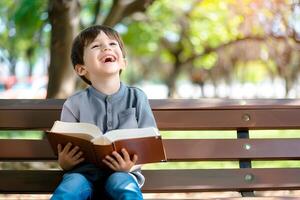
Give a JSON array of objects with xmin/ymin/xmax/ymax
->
[
  {"xmin": 3, "ymin": 109, "xmax": 300, "ymax": 130},
  {"xmin": 0, "ymin": 139, "xmax": 55, "ymax": 160},
  {"xmin": 143, "ymin": 168, "xmax": 300, "ymax": 192},
  {"xmin": 0, "ymin": 110, "xmax": 60, "ymax": 130},
  {"xmin": 2, "ymin": 99, "xmax": 300, "ymax": 130},
  {"xmin": 163, "ymin": 139, "xmax": 300, "ymax": 160},
  {"xmin": 2, "ymin": 169, "xmax": 300, "ymax": 193},
  {"xmin": 154, "ymin": 109, "xmax": 300, "ymax": 130},
  {"xmin": 0, "ymin": 170, "xmax": 62, "ymax": 193},
  {"xmin": 2, "ymin": 99, "xmax": 300, "ymax": 109},
  {"xmin": 2, "ymin": 139, "xmax": 300, "ymax": 161}
]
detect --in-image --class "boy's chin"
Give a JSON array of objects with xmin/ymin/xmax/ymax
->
[
  {"xmin": 100, "ymin": 69, "xmax": 122, "ymax": 76},
  {"xmin": 101, "ymin": 62, "xmax": 121, "ymax": 68}
]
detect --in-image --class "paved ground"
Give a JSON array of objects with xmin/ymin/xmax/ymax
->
[{"xmin": 1, "ymin": 191, "xmax": 300, "ymax": 200}]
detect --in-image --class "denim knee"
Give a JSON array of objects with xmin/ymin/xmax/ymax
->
[
  {"xmin": 51, "ymin": 173, "xmax": 93, "ymax": 200},
  {"xmin": 105, "ymin": 172, "xmax": 143, "ymax": 200}
]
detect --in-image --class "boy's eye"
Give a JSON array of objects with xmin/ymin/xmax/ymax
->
[
  {"xmin": 110, "ymin": 42, "xmax": 117, "ymax": 46},
  {"xmin": 91, "ymin": 44, "xmax": 100, "ymax": 49}
]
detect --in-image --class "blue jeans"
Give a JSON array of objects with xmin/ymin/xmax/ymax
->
[{"xmin": 51, "ymin": 172, "xmax": 143, "ymax": 200}]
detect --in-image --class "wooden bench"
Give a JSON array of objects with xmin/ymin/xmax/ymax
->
[{"xmin": 1, "ymin": 99, "xmax": 300, "ymax": 199}]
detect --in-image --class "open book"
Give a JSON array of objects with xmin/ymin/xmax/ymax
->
[{"xmin": 46, "ymin": 121, "xmax": 166, "ymax": 168}]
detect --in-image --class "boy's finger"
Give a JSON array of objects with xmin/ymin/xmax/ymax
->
[
  {"xmin": 62, "ymin": 142, "xmax": 72, "ymax": 153},
  {"xmin": 132, "ymin": 154, "xmax": 138, "ymax": 164},
  {"xmin": 121, "ymin": 148, "xmax": 130, "ymax": 161},
  {"xmin": 102, "ymin": 159, "xmax": 116, "ymax": 171},
  {"xmin": 69, "ymin": 146, "xmax": 80, "ymax": 157},
  {"xmin": 74, "ymin": 157, "xmax": 85, "ymax": 165},
  {"xmin": 73, "ymin": 151, "xmax": 83, "ymax": 160},
  {"xmin": 112, "ymin": 151, "xmax": 124, "ymax": 163},
  {"xmin": 105, "ymin": 155, "xmax": 120, "ymax": 168},
  {"xmin": 57, "ymin": 144, "xmax": 62, "ymax": 153},
  {"xmin": 106, "ymin": 155, "xmax": 118, "ymax": 163}
]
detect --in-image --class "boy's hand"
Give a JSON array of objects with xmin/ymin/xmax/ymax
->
[
  {"xmin": 57, "ymin": 143, "xmax": 85, "ymax": 171},
  {"xmin": 102, "ymin": 148, "xmax": 138, "ymax": 172}
]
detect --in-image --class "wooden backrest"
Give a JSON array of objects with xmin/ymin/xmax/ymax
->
[
  {"xmin": 2, "ymin": 99, "xmax": 300, "ymax": 161},
  {"xmin": 2, "ymin": 99, "xmax": 300, "ymax": 130},
  {"xmin": 2, "ymin": 99, "xmax": 300, "ymax": 194}
]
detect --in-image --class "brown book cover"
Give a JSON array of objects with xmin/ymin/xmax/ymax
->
[
  {"xmin": 46, "ymin": 121, "xmax": 166, "ymax": 168},
  {"xmin": 94, "ymin": 136, "xmax": 166, "ymax": 165}
]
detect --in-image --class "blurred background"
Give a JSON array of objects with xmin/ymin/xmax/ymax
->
[
  {"xmin": 0, "ymin": 0, "xmax": 299, "ymax": 99},
  {"xmin": 1, "ymin": 1, "xmax": 300, "ymax": 198}
]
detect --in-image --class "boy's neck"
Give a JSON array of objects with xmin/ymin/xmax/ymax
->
[{"xmin": 91, "ymin": 78, "xmax": 121, "ymax": 96}]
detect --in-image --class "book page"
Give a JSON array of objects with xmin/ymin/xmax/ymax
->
[
  {"xmin": 103, "ymin": 127, "xmax": 160, "ymax": 143},
  {"xmin": 52, "ymin": 132, "xmax": 95, "ymax": 141},
  {"xmin": 91, "ymin": 136, "xmax": 112, "ymax": 145},
  {"xmin": 50, "ymin": 121, "xmax": 102, "ymax": 139}
]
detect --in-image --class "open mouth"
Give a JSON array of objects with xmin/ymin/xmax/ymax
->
[{"xmin": 101, "ymin": 55, "xmax": 116, "ymax": 63}]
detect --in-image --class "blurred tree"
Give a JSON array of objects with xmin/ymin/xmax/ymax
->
[
  {"xmin": 1, "ymin": 0, "xmax": 299, "ymax": 98},
  {"xmin": 46, "ymin": 0, "xmax": 80, "ymax": 98},
  {"xmin": 211, "ymin": 0, "xmax": 300, "ymax": 97},
  {"xmin": 123, "ymin": 0, "xmax": 300, "ymax": 97},
  {"xmin": 0, "ymin": 0, "xmax": 48, "ymax": 77},
  {"xmin": 46, "ymin": 0, "xmax": 155, "ymax": 98},
  {"xmin": 123, "ymin": 0, "xmax": 243, "ymax": 97}
]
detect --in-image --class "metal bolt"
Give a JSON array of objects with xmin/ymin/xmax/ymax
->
[
  {"xmin": 243, "ymin": 143, "xmax": 251, "ymax": 150},
  {"xmin": 242, "ymin": 114, "xmax": 251, "ymax": 122},
  {"xmin": 244, "ymin": 174, "xmax": 254, "ymax": 182}
]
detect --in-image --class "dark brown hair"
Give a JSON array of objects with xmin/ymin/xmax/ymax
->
[{"xmin": 71, "ymin": 25, "xmax": 126, "ymax": 85}]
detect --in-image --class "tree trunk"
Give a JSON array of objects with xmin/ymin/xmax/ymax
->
[
  {"xmin": 26, "ymin": 46, "xmax": 34, "ymax": 77},
  {"xmin": 103, "ymin": 0, "xmax": 154, "ymax": 26},
  {"xmin": 8, "ymin": 57, "xmax": 16, "ymax": 77},
  {"xmin": 166, "ymin": 59, "xmax": 181, "ymax": 97},
  {"xmin": 46, "ymin": 0, "xmax": 80, "ymax": 98}
]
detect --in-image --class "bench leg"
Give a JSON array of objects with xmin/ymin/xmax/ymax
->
[{"xmin": 237, "ymin": 129, "xmax": 255, "ymax": 197}]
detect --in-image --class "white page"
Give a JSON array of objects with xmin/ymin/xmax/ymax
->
[
  {"xmin": 91, "ymin": 136, "xmax": 112, "ymax": 145},
  {"xmin": 103, "ymin": 127, "xmax": 159, "ymax": 143},
  {"xmin": 50, "ymin": 121, "xmax": 102, "ymax": 139}
]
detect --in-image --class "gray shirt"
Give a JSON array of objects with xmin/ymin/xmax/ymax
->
[{"xmin": 61, "ymin": 82, "xmax": 157, "ymax": 186}]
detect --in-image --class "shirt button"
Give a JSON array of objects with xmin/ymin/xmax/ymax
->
[
  {"xmin": 107, "ymin": 121, "xmax": 112, "ymax": 127},
  {"xmin": 107, "ymin": 96, "xmax": 111, "ymax": 102},
  {"xmin": 107, "ymin": 108, "xmax": 111, "ymax": 113}
]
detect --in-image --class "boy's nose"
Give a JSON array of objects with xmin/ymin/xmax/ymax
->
[{"xmin": 101, "ymin": 44, "xmax": 111, "ymax": 51}]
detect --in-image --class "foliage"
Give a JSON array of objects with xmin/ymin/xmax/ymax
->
[
  {"xmin": 0, "ymin": 0, "xmax": 48, "ymax": 72},
  {"xmin": 0, "ymin": 131, "xmax": 43, "ymax": 139},
  {"xmin": 0, "ymin": 0, "xmax": 299, "ymax": 97}
]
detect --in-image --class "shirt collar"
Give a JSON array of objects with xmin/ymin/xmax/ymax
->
[{"xmin": 89, "ymin": 82, "xmax": 126, "ymax": 102}]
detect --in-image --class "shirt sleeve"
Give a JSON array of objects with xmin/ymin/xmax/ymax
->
[
  {"xmin": 136, "ymin": 90, "xmax": 157, "ymax": 128},
  {"xmin": 60, "ymin": 100, "xmax": 78, "ymax": 122}
]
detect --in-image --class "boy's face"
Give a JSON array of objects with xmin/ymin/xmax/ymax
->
[{"xmin": 75, "ymin": 31, "xmax": 126, "ymax": 83}]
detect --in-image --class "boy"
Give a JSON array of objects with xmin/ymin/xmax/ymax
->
[{"xmin": 51, "ymin": 25, "xmax": 157, "ymax": 200}]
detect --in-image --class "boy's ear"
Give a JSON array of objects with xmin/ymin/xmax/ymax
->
[{"xmin": 75, "ymin": 64, "xmax": 87, "ymax": 76}]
